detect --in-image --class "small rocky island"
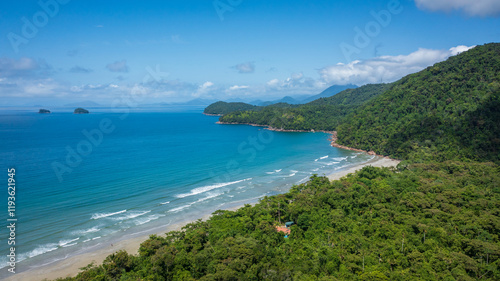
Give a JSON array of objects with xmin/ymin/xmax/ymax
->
[
  {"xmin": 74, "ymin": 107, "xmax": 89, "ymax": 114},
  {"xmin": 38, "ymin": 109, "xmax": 51, "ymax": 114}
]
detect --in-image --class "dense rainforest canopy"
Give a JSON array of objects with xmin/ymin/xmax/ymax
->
[
  {"xmin": 57, "ymin": 43, "xmax": 499, "ymax": 280},
  {"xmin": 336, "ymin": 43, "xmax": 499, "ymax": 163},
  {"xmin": 204, "ymin": 102, "xmax": 259, "ymax": 115},
  {"xmin": 217, "ymin": 83, "xmax": 392, "ymax": 131}
]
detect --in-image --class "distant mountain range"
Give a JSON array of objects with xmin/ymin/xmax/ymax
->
[{"xmin": 25, "ymin": 84, "xmax": 358, "ymax": 108}]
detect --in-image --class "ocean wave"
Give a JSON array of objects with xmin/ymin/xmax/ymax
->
[
  {"xmin": 176, "ymin": 178, "xmax": 252, "ymax": 198},
  {"xmin": 326, "ymin": 161, "xmax": 340, "ymax": 166},
  {"xmin": 266, "ymin": 169, "xmax": 282, "ymax": 174},
  {"xmin": 135, "ymin": 214, "xmax": 165, "ymax": 225},
  {"xmin": 59, "ymin": 238, "xmax": 79, "ymax": 247},
  {"xmin": 71, "ymin": 226, "xmax": 100, "ymax": 236},
  {"xmin": 311, "ymin": 168, "xmax": 319, "ymax": 172},
  {"xmin": 169, "ymin": 192, "xmax": 224, "ymax": 213},
  {"xmin": 160, "ymin": 201, "xmax": 170, "ymax": 205},
  {"xmin": 196, "ymin": 192, "xmax": 223, "ymax": 203},
  {"xmin": 332, "ymin": 156, "xmax": 348, "ymax": 161},
  {"xmin": 112, "ymin": 210, "xmax": 151, "ymax": 221},
  {"xmin": 288, "ymin": 170, "xmax": 298, "ymax": 177},
  {"xmin": 168, "ymin": 204, "xmax": 191, "ymax": 213},
  {"xmin": 91, "ymin": 209, "xmax": 127, "ymax": 220},
  {"xmin": 315, "ymin": 155, "xmax": 329, "ymax": 161},
  {"xmin": 82, "ymin": 239, "xmax": 91, "ymax": 243},
  {"xmin": 92, "ymin": 236, "xmax": 101, "ymax": 240},
  {"xmin": 298, "ymin": 176, "xmax": 310, "ymax": 184},
  {"xmin": 19, "ymin": 243, "xmax": 59, "ymax": 262}
]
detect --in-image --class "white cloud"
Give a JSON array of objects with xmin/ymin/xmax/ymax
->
[
  {"xmin": 192, "ymin": 81, "xmax": 214, "ymax": 97},
  {"xmin": 319, "ymin": 45, "xmax": 475, "ymax": 86},
  {"xmin": 229, "ymin": 85, "xmax": 249, "ymax": 91},
  {"xmin": 266, "ymin": 73, "xmax": 326, "ymax": 92},
  {"xmin": 106, "ymin": 60, "xmax": 129, "ymax": 73},
  {"xmin": 232, "ymin": 62, "xmax": 255, "ymax": 73},
  {"xmin": 415, "ymin": 0, "xmax": 500, "ymax": 17},
  {"xmin": 266, "ymin": 79, "xmax": 280, "ymax": 87}
]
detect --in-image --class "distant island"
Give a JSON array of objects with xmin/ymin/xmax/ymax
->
[
  {"xmin": 74, "ymin": 108, "xmax": 89, "ymax": 114},
  {"xmin": 38, "ymin": 109, "xmax": 51, "ymax": 114}
]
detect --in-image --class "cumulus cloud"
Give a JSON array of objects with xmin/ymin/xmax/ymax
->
[
  {"xmin": 415, "ymin": 0, "xmax": 500, "ymax": 17},
  {"xmin": 232, "ymin": 62, "xmax": 255, "ymax": 73},
  {"xmin": 192, "ymin": 81, "xmax": 214, "ymax": 97},
  {"xmin": 106, "ymin": 60, "xmax": 129, "ymax": 72},
  {"xmin": 266, "ymin": 73, "xmax": 326, "ymax": 92},
  {"xmin": 320, "ymin": 45, "xmax": 475, "ymax": 86},
  {"xmin": 69, "ymin": 66, "xmax": 92, "ymax": 73},
  {"xmin": 229, "ymin": 85, "xmax": 250, "ymax": 91}
]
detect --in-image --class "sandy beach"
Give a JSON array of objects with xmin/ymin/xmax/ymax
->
[
  {"xmin": 327, "ymin": 156, "xmax": 400, "ymax": 181},
  {"xmin": 7, "ymin": 156, "xmax": 399, "ymax": 281},
  {"xmin": 4, "ymin": 215, "xmax": 216, "ymax": 281}
]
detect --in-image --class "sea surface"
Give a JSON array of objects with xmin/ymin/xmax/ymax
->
[{"xmin": 0, "ymin": 107, "xmax": 374, "ymax": 277}]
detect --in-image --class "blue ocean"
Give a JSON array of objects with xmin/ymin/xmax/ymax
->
[{"xmin": 0, "ymin": 107, "xmax": 373, "ymax": 277}]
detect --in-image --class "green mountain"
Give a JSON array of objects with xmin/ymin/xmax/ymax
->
[
  {"xmin": 203, "ymin": 101, "xmax": 258, "ymax": 115},
  {"xmin": 219, "ymin": 83, "xmax": 392, "ymax": 131},
  {"xmin": 301, "ymin": 83, "xmax": 358, "ymax": 103},
  {"xmin": 336, "ymin": 43, "xmax": 500, "ymax": 163}
]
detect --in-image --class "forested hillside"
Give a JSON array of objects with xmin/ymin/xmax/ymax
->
[
  {"xmin": 219, "ymin": 83, "xmax": 392, "ymax": 131},
  {"xmin": 60, "ymin": 162, "xmax": 500, "ymax": 280},
  {"xmin": 336, "ymin": 43, "xmax": 500, "ymax": 163},
  {"xmin": 203, "ymin": 101, "xmax": 258, "ymax": 115}
]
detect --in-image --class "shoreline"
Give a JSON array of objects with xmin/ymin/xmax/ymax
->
[
  {"xmin": 7, "ymin": 156, "xmax": 400, "ymax": 281},
  {"xmin": 8, "ymin": 126, "xmax": 399, "ymax": 281},
  {"xmin": 327, "ymin": 156, "xmax": 400, "ymax": 181},
  {"xmin": 216, "ymin": 121, "xmax": 334, "ymax": 134},
  {"xmin": 5, "ymin": 207, "xmax": 242, "ymax": 281}
]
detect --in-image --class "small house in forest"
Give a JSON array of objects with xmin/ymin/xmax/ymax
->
[{"xmin": 275, "ymin": 221, "xmax": 294, "ymax": 236}]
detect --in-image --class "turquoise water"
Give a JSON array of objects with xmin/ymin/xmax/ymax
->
[{"xmin": 0, "ymin": 108, "xmax": 373, "ymax": 276}]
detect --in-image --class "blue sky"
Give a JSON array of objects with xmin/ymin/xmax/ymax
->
[{"xmin": 0, "ymin": 0, "xmax": 499, "ymax": 106}]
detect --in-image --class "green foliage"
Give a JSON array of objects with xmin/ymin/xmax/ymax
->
[
  {"xmin": 336, "ymin": 43, "xmax": 500, "ymax": 163},
  {"xmin": 60, "ymin": 162, "xmax": 500, "ymax": 280},
  {"xmin": 219, "ymin": 84, "xmax": 392, "ymax": 131},
  {"xmin": 203, "ymin": 101, "xmax": 258, "ymax": 115}
]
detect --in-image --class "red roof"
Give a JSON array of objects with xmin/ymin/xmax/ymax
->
[{"xmin": 275, "ymin": 226, "xmax": 291, "ymax": 234}]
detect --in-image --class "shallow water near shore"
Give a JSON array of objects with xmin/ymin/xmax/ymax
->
[{"xmin": 0, "ymin": 108, "xmax": 373, "ymax": 277}]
